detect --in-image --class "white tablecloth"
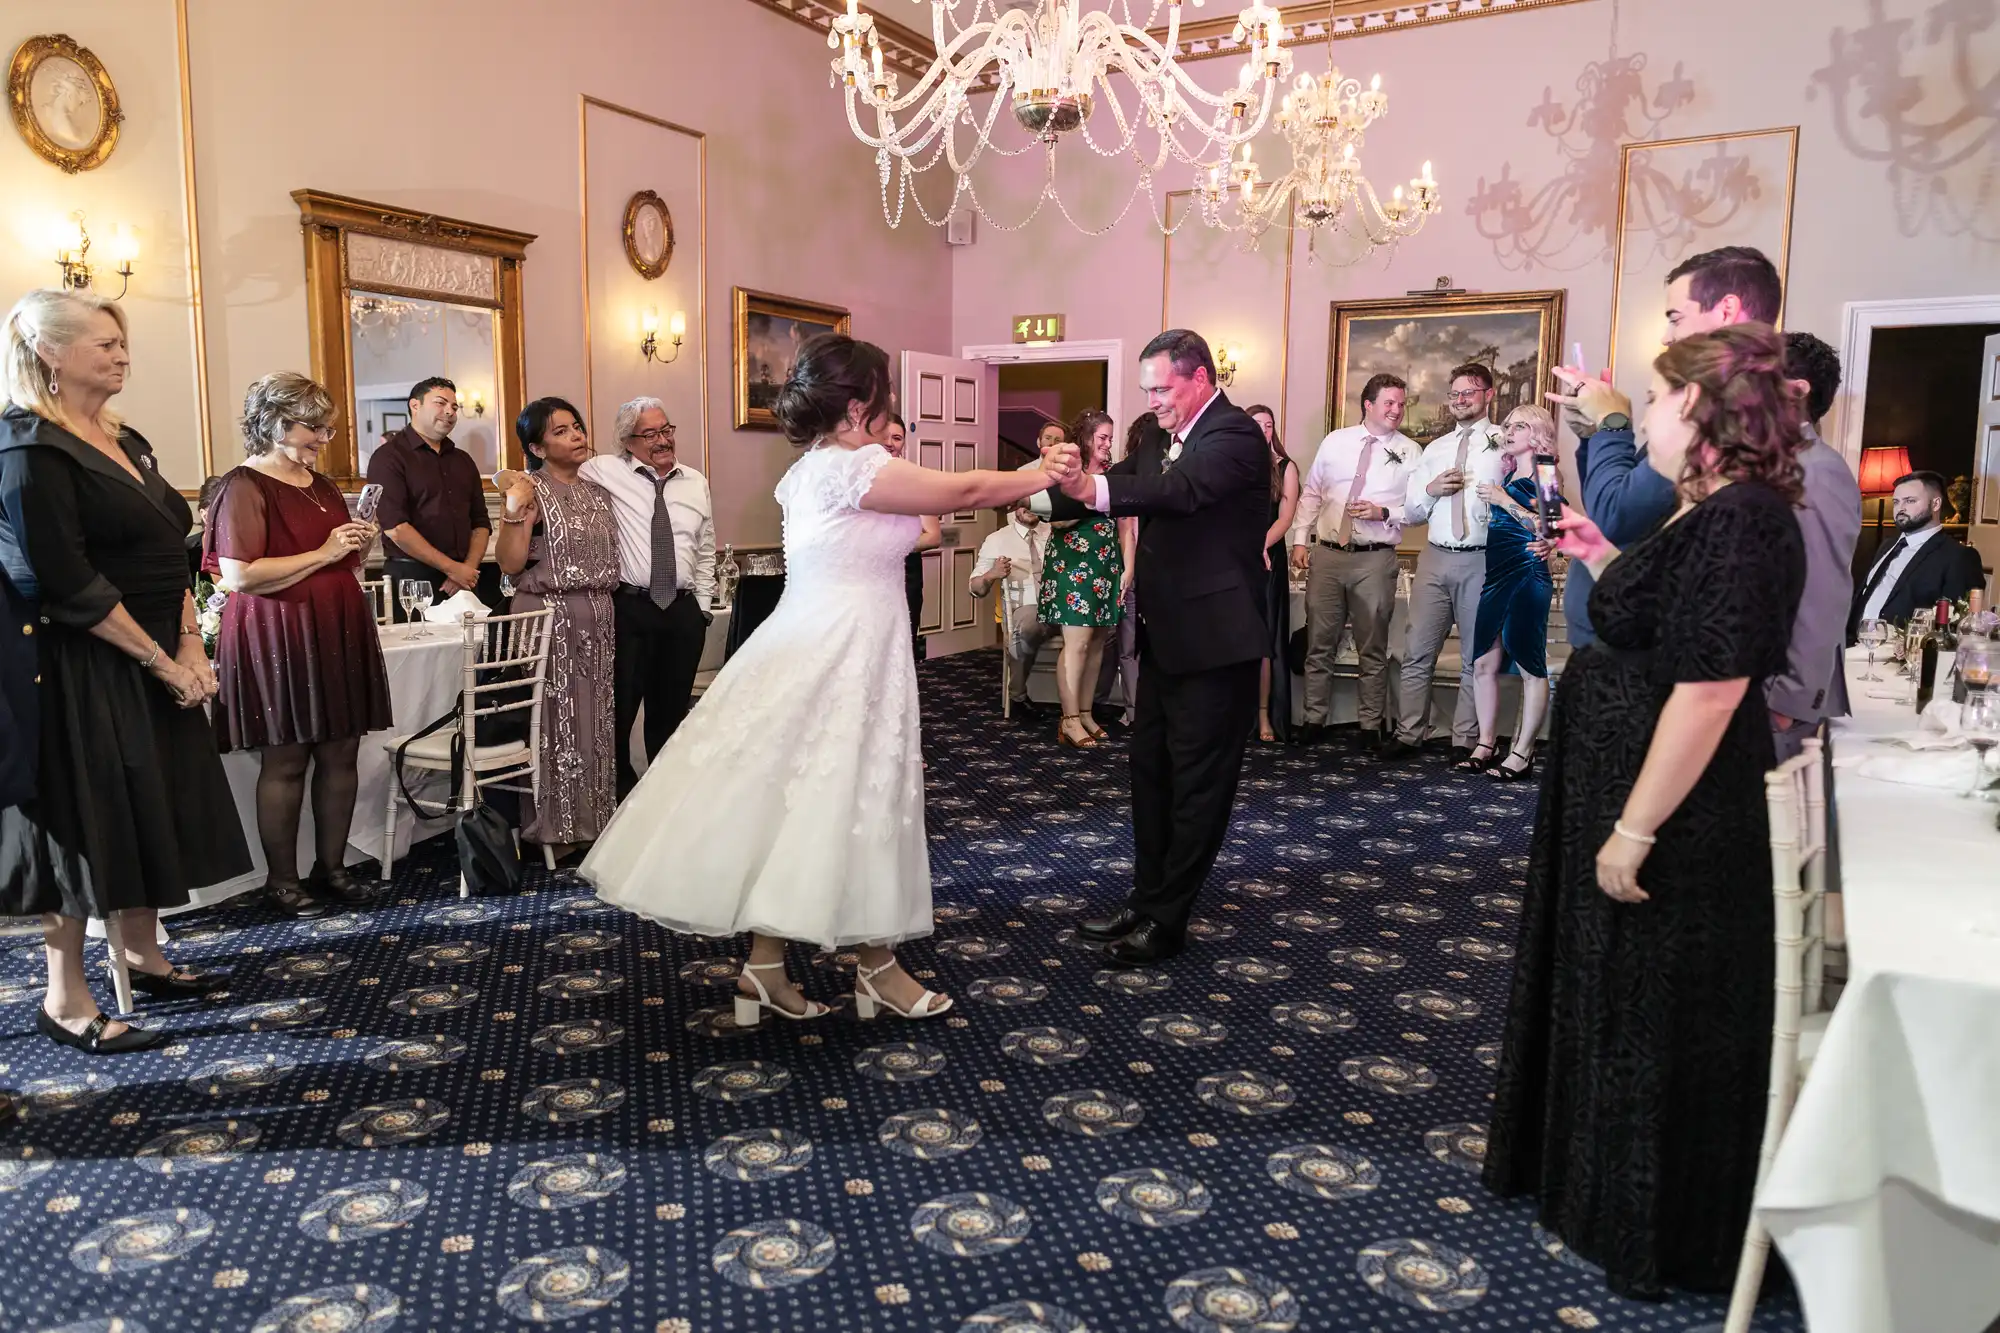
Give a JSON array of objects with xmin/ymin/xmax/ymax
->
[
  {"xmin": 185, "ymin": 623, "xmax": 465, "ymax": 912},
  {"xmin": 1756, "ymin": 649, "xmax": 2000, "ymax": 1333}
]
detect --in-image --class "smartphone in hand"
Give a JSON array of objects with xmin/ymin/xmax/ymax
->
[
  {"xmin": 1532, "ymin": 454, "xmax": 1563, "ymax": 539},
  {"xmin": 356, "ymin": 483, "xmax": 384, "ymax": 523}
]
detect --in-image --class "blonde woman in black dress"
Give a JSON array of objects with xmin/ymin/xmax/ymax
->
[{"xmin": 0, "ymin": 289, "xmax": 249, "ymax": 1053}]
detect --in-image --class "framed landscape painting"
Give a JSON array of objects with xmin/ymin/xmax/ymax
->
[
  {"xmin": 733, "ymin": 287, "xmax": 852, "ymax": 430},
  {"xmin": 1327, "ymin": 289, "xmax": 1566, "ymax": 446}
]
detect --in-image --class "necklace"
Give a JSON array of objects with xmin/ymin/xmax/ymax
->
[{"xmin": 258, "ymin": 460, "xmax": 328, "ymax": 511}]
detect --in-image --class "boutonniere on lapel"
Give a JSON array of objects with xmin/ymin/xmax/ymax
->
[
  {"xmin": 1382, "ymin": 443, "xmax": 1408, "ymax": 467},
  {"xmin": 1481, "ymin": 430, "xmax": 1502, "ymax": 452}
]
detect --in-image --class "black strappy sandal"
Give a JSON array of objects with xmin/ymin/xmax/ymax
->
[
  {"xmin": 1453, "ymin": 743, "xmax": 1498, "ymax": 773},
  {"xmin": 36, "ymin": 1008, "xmax": 167, "ymax": 1054},
  {"xmin": 1489, "ymin": 746, "xmax": 1537, "ymax": 781}
]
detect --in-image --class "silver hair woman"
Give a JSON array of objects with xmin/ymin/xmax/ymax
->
[
  {"xmin": 1457, "ymin": 401, "xmax": 1564, "ymax": 779},
  {"xmin": 206, "ymin": 371, "xmax": 392, "ymax": 917},
  {"xmin": 0, "ymin": 288, "xmax": 251, "ymax": 1053}
]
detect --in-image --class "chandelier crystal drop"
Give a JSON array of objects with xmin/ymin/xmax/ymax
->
[
  {"xmin": 827, "ymin": 1, "xmax": 1294, "ymax": 235},
  {"xmin": 1197, "ymin": 2, "xmax": 1440, "ymax": 263}
]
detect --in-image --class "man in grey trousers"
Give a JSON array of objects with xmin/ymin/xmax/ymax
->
[
  {"xmin": 1290, "ymin": 374, "xmax": 1421, "ymax": 745},
  {"xmin": 1385, "ymin": 362, "xmax": 1505, "ymax": 761}
]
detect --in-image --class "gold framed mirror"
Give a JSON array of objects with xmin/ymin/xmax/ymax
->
[{"xmin": 292, "ymin": 188, "xmax": 536, "ymax": 488}]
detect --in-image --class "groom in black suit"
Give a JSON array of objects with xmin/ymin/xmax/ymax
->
[{"xmin": 1047, "ymin": 330, "xmax": 1271, "ymax": 965}]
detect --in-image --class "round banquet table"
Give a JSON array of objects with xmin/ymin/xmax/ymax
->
[{"xmin": 179, "ymin": 621, "xmax": 466, "ymax": 913}]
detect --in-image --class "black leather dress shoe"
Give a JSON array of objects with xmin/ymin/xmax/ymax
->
[
  {"xmin": 309, "ymin": 864, "xmax": 384, "ymax": 907},
  {"xmin": 1379, "ymin": 736, "xmax": 1415, "ymax": 759},
  {"xmin": 1077, "ymin": 908, "xmax": 1141, "ymax": 943},
  {"xmin": 1293, "ymin": 723, "xmax": 1326, "ymax": 747},
  {"xmin": 130, "ymin": 966, "xmax": 228, "ymax": 997},
  {"xmin": 263, "ymin": 879, "xmax": 329, "ymax": 918},
  {"xmin": 1099, "ymin": 919, "xmax": 1184, "ymax": 967}
]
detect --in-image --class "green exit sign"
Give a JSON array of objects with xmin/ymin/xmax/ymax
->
[{"xmin": 1012, "ymin": 313, "xmax": 1066, "ymax": 343}]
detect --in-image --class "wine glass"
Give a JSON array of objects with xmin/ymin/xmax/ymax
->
[
  {"xmin": 413, "ymin": 580, "xmax": 435, "ymax": 638},
  {"xmin": 1857, "ymin": 619, "xmax": 1887, "ymax": 682},
  {"xmin": 397, "ymin": 578, "xmax": 419, "ymax": 629},
  {"xmin": 1960, "ymin": 688, "xmax": 2000, "ymax": 799}
]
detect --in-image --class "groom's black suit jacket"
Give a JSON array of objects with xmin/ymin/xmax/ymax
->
[{"xmin": 1048, "ymin": 392, "xmax": 1270, "ymax": 675}]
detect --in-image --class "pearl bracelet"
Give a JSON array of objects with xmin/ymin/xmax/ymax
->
[{"xmin": 1613, "ymin": 820, "xmax": 1657, "ymax": 846}]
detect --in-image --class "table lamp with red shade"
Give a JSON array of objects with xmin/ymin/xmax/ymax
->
[{"xmin": 1857, "ymin": 444, "xmax": 1912, "ymax": 536}]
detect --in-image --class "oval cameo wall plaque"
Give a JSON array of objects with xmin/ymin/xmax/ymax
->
[
  {"xmin": 623, "ymin": 190, "xmax": 674, "ymax": 280},
  {"xmin": 8, "ymin": 34, "xmax": 121, "ymax": 173}
]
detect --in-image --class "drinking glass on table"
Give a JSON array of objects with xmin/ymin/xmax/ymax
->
[
  {"xmin": 1960, "ymin": 688, "xmax": 2000, "ymax": 799},
  {"xmin": 414, "ymin": 580, "xmax": 435, "ymax": 638},
  {"xmin": 1959, "ymin": 635, "xmax": 1995, "ymax": 694},
  {"xmin": 1858, "ymin": 618, "xmax": 1888, "ymax": 681}
]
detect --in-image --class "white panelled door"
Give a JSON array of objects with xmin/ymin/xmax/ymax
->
[
  {"xmin": 1970, "ymin": 333, "xmax": 2000, "ymax": 596},
  {"xmin": 901, "ymin": 351, "xmax": 999, "ymax": 658}
]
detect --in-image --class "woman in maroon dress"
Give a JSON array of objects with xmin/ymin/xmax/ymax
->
[{"xmin": 208, "ymin": 372, "xmax": 392, "ymax": 915}]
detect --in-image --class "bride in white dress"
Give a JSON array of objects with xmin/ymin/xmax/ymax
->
[{"xmin": 581, "ymin": 334, "xmax": 1078, "ymax": 1024}]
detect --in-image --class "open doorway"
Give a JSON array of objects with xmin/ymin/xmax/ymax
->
[
  {"xmin": 997, "ymin": 360, "xmax": 1109, "ymax": 467},
  {"xmin": 1854, "ymin": 322, "xmax": 2000, "ymax": 583}
]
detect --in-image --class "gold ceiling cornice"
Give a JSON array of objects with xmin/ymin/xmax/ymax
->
[{"xmin": 742, "ymin": 0, "xmax": 1599, "ymax": 82}]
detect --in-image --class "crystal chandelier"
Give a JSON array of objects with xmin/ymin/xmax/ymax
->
[
  {"xmin": 827, "ymin": 1, "xmax": 1293, "ymax": 234},
  {"xmin": 1197, "ymin": 2, "xmax": 1439, "ymax": 262}
]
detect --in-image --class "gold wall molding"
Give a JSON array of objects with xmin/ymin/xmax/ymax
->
[
  {"xmin": 740, "ymin": 0, "xmax": 1597, "ymax": 83},
  {"xmin": 577, "ymin": 95, "xmax": 710, "ymax": 476},
  {"xmin": 173, "ymin": 0, "xmax": 213, "ymax": 482}
]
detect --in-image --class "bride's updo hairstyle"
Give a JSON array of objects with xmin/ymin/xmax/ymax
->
[{"xmin": 772, "ymin": 333, "xmax": 895, "ymax": 447}]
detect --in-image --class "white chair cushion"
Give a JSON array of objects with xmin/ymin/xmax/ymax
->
[{"xmin": 393, "ymin": 729, "xmax": 531, "ymax": 769}]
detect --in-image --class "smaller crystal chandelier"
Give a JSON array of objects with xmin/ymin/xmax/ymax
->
[{"xmin": 1198, "ymin": 1, "xmax": 1440, "ymax": 261}]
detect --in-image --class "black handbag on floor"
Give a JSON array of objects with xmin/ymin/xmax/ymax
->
[{"xmin": 392, "ymin": 705, "xmax": 522, "ymax": 897}]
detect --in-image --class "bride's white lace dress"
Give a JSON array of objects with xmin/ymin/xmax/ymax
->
[{"xmin": 581, "ymin": 443, "xmax": 930, "ymax": 947}]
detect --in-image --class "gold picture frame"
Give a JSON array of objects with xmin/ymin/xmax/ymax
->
[
  {"xmin": 733, "ymin": 287, "xmax": 852, "ymax": 431},
  {"xmin": 1607, "ymin": 127, "xmax": 1799, "ymax": 395},
  {"xmin": 1327, "ymin": 289, "xmax": 1566, "ymax": 445},
  {"xmin": 622, "ymin": 189, "xmax": 674, "ymax": 280},
  {"xmin": 7, "ymin": 33, "xmax": 121, "ymax": 174}
]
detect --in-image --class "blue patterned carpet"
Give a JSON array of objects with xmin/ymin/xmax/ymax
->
[{"xmin": 0, "ymin": 649, "xmax": 1801, "ymax": 1332}]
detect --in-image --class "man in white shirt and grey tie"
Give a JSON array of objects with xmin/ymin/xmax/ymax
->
[
  {"xmin": 1289, "ymin": 373, "xmax": 1419, "ymax": 745},
  {"xmin": 1386, "ymin": 362, "xmax": 1505, "ymax": 761},
  {"xmin": 577, "ymin": 396, "xmax": 716, "ymax": 796},
  {"xmin": 969, "ymin": 500, "xmax": 1056, "ymax": 718}
]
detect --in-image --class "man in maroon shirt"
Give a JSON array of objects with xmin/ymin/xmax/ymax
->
[{"xmin": 366, "ymin": 377, "xmax": 490, "ymax": 616}]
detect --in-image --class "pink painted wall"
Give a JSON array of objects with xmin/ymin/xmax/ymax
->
[
  {"xmin": 183, "ymin": 0, "xmax": 952, "ymax": 545},
  {"xmin": 951, "ymin": 0, "xmax": 2000, "ymax": 476}
]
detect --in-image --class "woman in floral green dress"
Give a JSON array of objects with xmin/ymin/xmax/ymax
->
[{"xmin": 1039, "ymin": 410, "xmax": 1133, "ymax": 748}]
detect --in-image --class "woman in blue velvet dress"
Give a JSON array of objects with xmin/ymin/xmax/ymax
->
[{"xmin": 1459, "ymin": 405, "xmax": 1560, "ymax": 779}]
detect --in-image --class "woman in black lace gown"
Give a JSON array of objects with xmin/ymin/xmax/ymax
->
[{"xmin": 1483, "ymin": 325, "xmax": 1806, "ymax": 1299}]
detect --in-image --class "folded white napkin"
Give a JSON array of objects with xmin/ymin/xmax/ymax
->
[
  {"xmin": 1853, "ymin": 746, "xmax": 1981, "ymax": 789},
  {"xmin": 420, "ymin": 589, "xmax": 492, "ymax": 623}
]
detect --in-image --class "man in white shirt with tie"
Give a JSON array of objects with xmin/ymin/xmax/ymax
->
[
  {"xmin": 1387, "ymin": 362, "xmax": 1504, "ymax": 761},
  {"xmin": 576, "ymin": 396, "xmax": 717, "ymax": 796},
  {"xmin": 1289, "ymin": 373, "xmax": 1419, "ymax": 745},
  {"xmin": 969, "ymin": 500, "xmax": 1056, "ymax": 717}
]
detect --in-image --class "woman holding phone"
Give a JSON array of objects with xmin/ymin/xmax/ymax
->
[
  {"xmin": 208, "ymin": 372, "xmax": 391, "ymax": 914},
  {"xmin": 1458, "ymin": 404, "xmax": 1561, "ymax": 778}
]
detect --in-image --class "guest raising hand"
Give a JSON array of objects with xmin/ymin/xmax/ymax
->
[{"xmin": 1483, "ymin": 324, "xmax": 1806, "ymax": 1299}]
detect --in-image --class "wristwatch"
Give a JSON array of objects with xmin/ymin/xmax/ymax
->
[{"xmin": 1600, "ymin": 412, "xmax": 1632, "ymax": 433}]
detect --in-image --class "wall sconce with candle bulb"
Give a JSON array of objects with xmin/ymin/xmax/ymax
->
[
  {"xmin": 52, "ymin": 212, "xmax": 137, "ymax": 299},
  {"xmin": 1213, "ymin": 344, "xmax": 1240, "ymax": 387},
  {"xmin": 640, "ymin": 307, "xmax": 686, "ymax": 365},
  {"xmin": 460, "ymin": 388, "xmax": 487, "ymax": 417}
]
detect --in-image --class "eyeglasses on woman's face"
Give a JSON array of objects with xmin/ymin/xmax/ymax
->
[{"xmin": 286, "ymin": 422, "xmax": 336, "ymax": 442}]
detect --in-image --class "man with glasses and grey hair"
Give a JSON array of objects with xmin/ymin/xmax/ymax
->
[
  {"xmin": 1385, "ymin": 362, "xmax": 1503, "ymax": 762},
  {"xmin": 578, "ymin": 397, "xmax": 715, "ymax": 795}
]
